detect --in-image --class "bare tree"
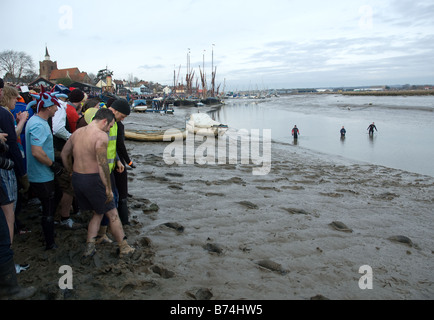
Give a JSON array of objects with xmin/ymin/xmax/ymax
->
[
  {"xmin": 0, "ymin": 50, "xmax": 35, "ymax": 83},
  {"xmin": 88, "ymin": 72, "xmax": 97, "ymax": 84},
  {"xmin": 21, "ymin": 70, "xmax": 38, "ymax": 84},
  {"xmin": 127, "ymin": 73, "xmax": 134, "ymax": 86}
]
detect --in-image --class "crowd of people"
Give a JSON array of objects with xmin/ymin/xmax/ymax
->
[{"xmin": 0, "ymin": 78, "xmax": 137, "ymax": 299}]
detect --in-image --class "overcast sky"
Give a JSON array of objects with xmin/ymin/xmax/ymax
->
[{"xmin": 1, "ymin": 0, "xmax": 433, "ymax": 90}]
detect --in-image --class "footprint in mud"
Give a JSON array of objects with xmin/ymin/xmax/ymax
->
[
  {"xmin": 204, "ymin": 192, "xmax": 225, "ymax": 197},
  {"xmin": 336, "ymin": 189, "xmax": 359, "ymax": 195},
  {"xmin": 388, "ymin": 235, "xmax": 414, "ymax": 247},
  {"xmin": 119, "ymin": 280, "xmax": 157, "ymax": 294},
  {"xmin": 237, "ymin": 201, "xmax": 258, "ymax": 209},
  {"xmin": 281, "ymin": 185, "xmax": 305, "ymax": 190},
  {"xmin": 143, "ymin": 153, "xmax": 164, "ymax": 165},
  {"xmin": 147, "ymin": 175, "xmax": 170, "ymax": 183},
  {"xmin": 168, "ymin": 184, "xmax": 183, "ymax": 190},
  {"xmin": 320, "ymin": 192, "xmax": 344, "ymax": 198},
  {"xmin": 281, "ymin": 207, "xmax": 310, "ymax": 215},
  {"xmin": 374, "ymin": 192, "xmax": 400, "ymax": 200},
  {"xmin": 151, "ymin": 265, "xmax": 175, "ymax": 278},
  {"xmin": 142, "ymin": 203, "xmax": 160, "ymax": 213},
  {"xmin": 329, "ymin": 221, "xmax": 353, "ymax": 233},
  {"xmin": 256, "ymin": 259, "xmax": 288, "ymax": 275},
  {"xmin": 162, "ymin": 222, "xmax": 185, "ymax": 233},
  {"xmin": 186, "ymin": 288, "xmax": 213, "ymax": 300},
  {"xmin": 203, "ymin": 243, "xmax": 224, "ymax": 255},
  {"xmin": 130, "ymin": 197, "xmax": 151, "ymax": 208},
  {"xmin": 209, "ymin": 177, "xmax": 245, "ymax": 185},
  {"xmin": 165, "ymin": 172, "xmax": 184, "ymax": 177},
  {"xmin": 256, "ymin": 186, "xmax": 281, "ymax": 192},
  {"xmin": 139, "ymin": 236, "xmax": 152, "ymax": 247}
]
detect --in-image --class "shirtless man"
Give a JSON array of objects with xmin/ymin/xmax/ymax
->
[{"xmin": 61, "ymin": 108, "xmax": 134, "ymax": 257}]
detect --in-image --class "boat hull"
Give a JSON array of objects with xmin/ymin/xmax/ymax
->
[
  {"xmin": 125, "ymin": 129, "xmax": 186, "ymax": 142},
  {"xmin": 186, "ymin": 120, "xmax": 228, "ymax": 137},
  {"xmin": 133, "ymin": 106, "xmax": 148, "ymax": 112}
]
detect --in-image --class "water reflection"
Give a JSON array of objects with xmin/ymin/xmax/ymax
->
[{"xmin": 368, "ymin": 133, "xmax": 375, "ymax": 146}]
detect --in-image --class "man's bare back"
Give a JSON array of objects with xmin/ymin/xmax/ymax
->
[
  {"xmin": 61, "ymin": 115, "xmax": 114, "ymax": 191},
  {"xmin": 69, "ymin": 124, "xmax": 108, "ymax": 174}
]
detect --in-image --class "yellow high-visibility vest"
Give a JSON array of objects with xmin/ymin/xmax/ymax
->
[{"xmin": 107, "ymin": 121, "xmax": 118, "ymax": 173}]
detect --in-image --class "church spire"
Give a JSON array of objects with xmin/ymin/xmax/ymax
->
[{"xmin": 44, "ymin": 45, "xmax": 50, "ymax": 61}]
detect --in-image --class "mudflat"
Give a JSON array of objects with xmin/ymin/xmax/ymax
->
[{"xmin": 12, "ymin": 105, "xmax": 434, "ymax": 300}]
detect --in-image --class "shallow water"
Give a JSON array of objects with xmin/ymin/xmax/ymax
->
[{"xmin": 209, "ymin": 94, "xmax": 434, "ymax": 177}]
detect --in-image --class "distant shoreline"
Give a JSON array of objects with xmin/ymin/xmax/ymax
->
[
  {"xmin": 339, "ymin": 90, "xmax": 434, "ymax": 96},
  {"xmin": 277, "ymin": 90, "xmax": 434, "ymax": 96}
]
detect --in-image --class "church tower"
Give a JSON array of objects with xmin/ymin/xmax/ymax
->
[{"xmin": 39, "ymin": 46, "xmax": 58, "ymax": 80}]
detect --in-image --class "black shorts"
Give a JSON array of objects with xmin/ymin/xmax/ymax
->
[{"xmin": 72, "ymin": 172, "xmax": 116, "ymax": 215}]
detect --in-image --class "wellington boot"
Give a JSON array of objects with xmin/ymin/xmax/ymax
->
[
  {"xmin": 83, "ymin": 240, "xmax": 96, "ymax": 257},
  {"xmin": 118, "ymin": 239, "xmax": 135, "ymax": 257},
  {"xmin": 0, "ymin": 258, "xmax": 36, "ymax": 300},
  {"xmin": 118, "ymin": 198, "xmax": 130, "ymax": 226},
  {"xmin": 95, "ymin": 226, "xmax": 113, "ymax": 245}
]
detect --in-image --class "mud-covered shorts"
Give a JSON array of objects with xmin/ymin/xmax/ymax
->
[
  {"xmin": 56, "ymin": 168, "xmax": 74, "ymax": 196},
  {"xmin": 71, "ymin": 172, "xmax": 116, "ymax": 215},
  {"xmin": 54, "ymin": 151, "xmax": 73, "ymax": 196}
]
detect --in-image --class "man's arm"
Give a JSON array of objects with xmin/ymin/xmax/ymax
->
[
  {"xmin": 31, "ymin": 145, "xmax": 53, "ymax": 167},
  {"xmin": 52, "ymin": 106, "xmax": 71, "ymax": 140},
  {"xmin": 61, "ymin": 137, "xmax": 74, "ymax": 173}
]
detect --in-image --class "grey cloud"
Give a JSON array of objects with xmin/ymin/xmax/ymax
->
[
  {"xmin": 375, "ymin": 0, "xmax": 434, "ymax": 28},
  {"xmin": 225, "ymin": 33, "xmax": 434, "ymax": 88},
  {"xmin": 138, "ymin": 64, "xmax": 165, "ymax": 70}
]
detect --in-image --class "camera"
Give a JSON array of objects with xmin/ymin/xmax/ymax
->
[
  {"xmin": 0, "ymin": 156, "xmax": 14, "ymax": 170},
  {"xmin": 0, "ymin": 129, "xmax": 14, "ymax": 170}
]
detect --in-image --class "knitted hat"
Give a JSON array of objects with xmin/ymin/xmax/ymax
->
[
  {"xmin": 69, "ymin": 89, "xmax": 85, "ymax": 103},
  {"xmin": 106, "ymin": 97, "xmax": 116, "ymax": 108},
  {"xmin": 110, "ymin": 98, "xmax": 130, "ymax": 116}
]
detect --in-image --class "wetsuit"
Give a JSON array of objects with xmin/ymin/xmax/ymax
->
[{"xmin": 367, "ymin": 124, "xmax": 377, "ymax": 134}]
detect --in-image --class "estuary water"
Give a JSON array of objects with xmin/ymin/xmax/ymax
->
[{"xmin": 209, "ymin": 94, "xmax": 434, "ymax": 177}]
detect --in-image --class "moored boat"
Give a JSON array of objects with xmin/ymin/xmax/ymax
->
[
  {"xmin": 133, "ymin": 105, "xmax": 148, "ymax": 112},
  {"xmin": 124, "ymin": 128, "xmax": 186, "ymax": 142},
  {"xmin": 132, "ymin": 99, "xmax": 148, "ymax": 112},
  {"xmin": 186, "ymin": 113, "xmax": 228, "ymax": 137}
]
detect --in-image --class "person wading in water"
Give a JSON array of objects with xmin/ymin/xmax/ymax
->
[
  {"xmin": 367, "ymin": 122, "xmax": 377, "ymax": 135},
  {"xmin": 292, "ymin": 125, "xmax": 300, "ymax": 139}
]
